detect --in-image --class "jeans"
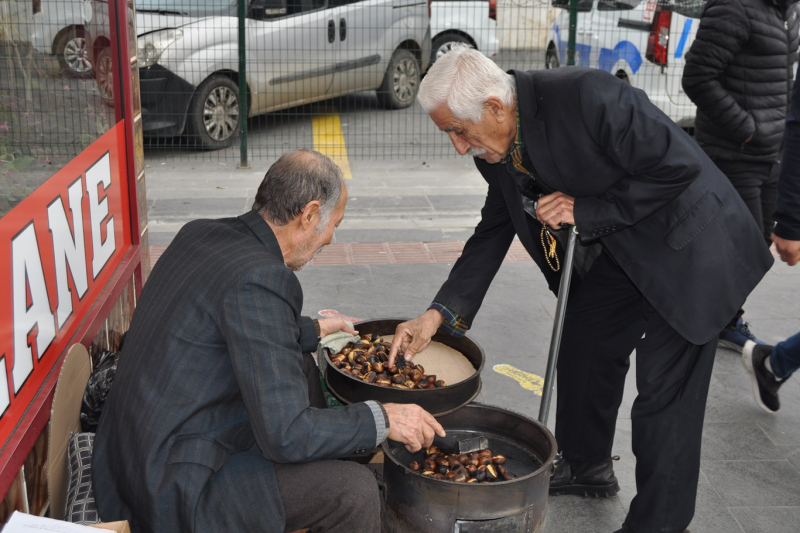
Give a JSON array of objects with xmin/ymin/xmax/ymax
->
[{"xmin": 772, "ymin": 331, "xmax": 800, "ymax": 379}]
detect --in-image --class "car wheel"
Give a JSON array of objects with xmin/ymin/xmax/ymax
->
[
  {"xmin": 431, "ymin": 33, "xmax": 472, "ymax": 66},
  {"xmin": 377, "ymin": 49, "xmax": 420, "ymax": 110},
  {"xmin": 94, "ymin": 47, "xmax": 115, "ymax": 106},
  {"xmin": 187, "ymin": 75, "xmax": 240, "ymax": 150},
  {"xmin": 545, "ymin": 47, "xmax": 559, "ymax": 69},
  {"xmin": 55, "ymin": 26, "xmax": 92, "ymax": 77}
]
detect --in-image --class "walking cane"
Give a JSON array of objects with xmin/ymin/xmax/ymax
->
[{"xmin": 537, "ymin": 225, "xmax": 578, "ymax": 427}]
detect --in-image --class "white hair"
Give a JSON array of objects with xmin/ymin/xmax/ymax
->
[{"xmin": 418, "ymin": 44, "xmax": 516, "ymax": 122}]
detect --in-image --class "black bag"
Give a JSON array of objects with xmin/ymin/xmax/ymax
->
[{"xmin": 80, "ymin": 348, "xmax": 121, "ymax": 432}]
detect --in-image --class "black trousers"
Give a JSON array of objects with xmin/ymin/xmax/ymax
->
[
  {"xmin": 555, "ymin": 252, "xmax": 717, "ymax": 533},
  {"xmin": 713, "ymin": 159, "xmax": 779, "ymax": 247}
]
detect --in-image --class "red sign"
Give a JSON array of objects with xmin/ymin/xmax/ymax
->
[{"xmin": 0, "ymin": 124, "xmax": 130, "ymax": 446}]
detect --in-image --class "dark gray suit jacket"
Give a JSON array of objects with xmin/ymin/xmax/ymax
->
[
  {"xmin": 435, "ymin": 67, "xmax": 774, "ymax": 345},
  {"xmin": 92, "ymin": 211, "xmax": 378, "ymax": 533}
]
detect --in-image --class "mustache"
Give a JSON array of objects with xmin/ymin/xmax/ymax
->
[{"xmin": 466, "ymin": 147, "xmax": 487, "ymax": 157}]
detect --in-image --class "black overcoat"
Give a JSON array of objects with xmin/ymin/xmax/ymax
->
[{"xmin": 434, "ymin": 68, "xmax": 774, "ymax": 345}]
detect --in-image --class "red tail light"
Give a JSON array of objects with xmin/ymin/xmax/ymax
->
[
  {"xmin": 428, "ymin": 0, "xmax": 433, "ymax": 18},
  {"xmin": 489, "ymin": 0, "xmax": 497, "ymax": 21},
  {"xmin": 646, "ymin": 9, "xmax": 671, "ymax": 66}
]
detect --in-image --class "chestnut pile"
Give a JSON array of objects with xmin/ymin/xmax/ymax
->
[
  {"xmin": 327, "ymin": 334, "xmax": 447, "ymax": 389},
  {"xmin": 409, "ymin": 446, "xmax": 518, "ymax": 483}
]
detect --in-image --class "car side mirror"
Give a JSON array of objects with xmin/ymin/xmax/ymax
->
[{"xmin": 249, "ymin": 0, "xmax": 287, "ymax": 19}]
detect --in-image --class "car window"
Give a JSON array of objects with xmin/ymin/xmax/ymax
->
[
  {"xmin": 598, "ymin": 0, "xmax": 642, "ymax": 11},
  {"xmin": 327, "ymin": 0, "xmax": 359, "ymax": 6},
  {"xmin": 136, "ymin": 0, "xmax": 237, "ymax": 16},
  {"xmin": 286, "ymin": 0, "xmax": 326, "ymax": 14},
  {"xmin": 551, "ymin": 0, "xmax": 593, "ymax": 12}
]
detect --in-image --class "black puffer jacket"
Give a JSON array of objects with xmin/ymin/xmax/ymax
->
[{"xmin": 683, "ymin": 0, "xmax": 799, "ymax": 163}]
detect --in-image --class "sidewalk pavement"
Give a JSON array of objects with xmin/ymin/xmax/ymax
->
[{"xmin": 145, "ymin": 156, "xmax": 800, "ymax": 533}]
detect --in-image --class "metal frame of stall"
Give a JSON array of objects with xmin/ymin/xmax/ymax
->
[{"xmin": 0, "ymin": 0, "xmax": 143, "ymax": 505}]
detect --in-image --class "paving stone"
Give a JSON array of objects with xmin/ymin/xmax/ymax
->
[
  {"xmin": 702, "ymin": 460, "xmax": 800, "ymax": 508},
  {"xmin": 544, "ymin": 493, "xmax": 627, "ymax": 533},
  {"xmin": 728, "ymin": 507, "xmax": 800, "ymax": 533},
  {"xmin": 701, "ymin": 422, "xmax": 785, "ymax": 461}
]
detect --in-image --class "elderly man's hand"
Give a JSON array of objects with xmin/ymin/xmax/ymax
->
[
  {"xmin": 388, "ymin": 310, "xmax": 444, "ymax": 366},
  {"xmin": 772, "ymin": 234, "xmax": 800, "ymax": 266},
  {"xmin": 536, "ymin": 192, "xmax": 575, "ymax": 227},
  {"xmin": 317, "ymin": 318, "xmax": 358, "ymax": 338},
  {"xmin": 384, "ymin": 403, "xmax": 446, "ymax": 452}
]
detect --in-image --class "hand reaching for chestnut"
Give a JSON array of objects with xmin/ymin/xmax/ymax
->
[{"xmin": 384, "ymin": 403, "xmax": 446, "ymax": 453}]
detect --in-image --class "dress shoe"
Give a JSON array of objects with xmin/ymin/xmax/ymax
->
[
  {"xmin": 549, "ymin": 455, "xmax": 619, "ymax": 497},
  {"xmin": 613, "ymin": 529, "xmax": 690, "ymax": 533}
]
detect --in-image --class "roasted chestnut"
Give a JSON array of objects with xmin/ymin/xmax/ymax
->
[
  {"xmin": 426, "ymin": 375, "xmax": 437, "ymax": 384},
  {"xmin": 492, "ymin": 455, "xmax": 506, "ymax": 465},
  {"xmin": 391, "ymin": 383, "xmax": 409, "ymax": 389},
  {"xmin": 426, "ymin": 445, "xmax": 440, "ymax": 455},
  {"xmin": 422, "ymin": 469, "xmax": 435, "ymax": 476},
  {"xmin": 472, "ymin": 469, "xmax": 486, "ymax": 482},
  {"xmin": 373, "ymin": 362, "xmax": 385, "ymax": 374},
  {"xmin": 485, "ymin": 465, "xmax": 498, "ymax": 481},
  {"xmin": 404, "ymin": 380, "xmax": 418, "ymax": 389},
  {"xmin": 478, "ymin": 457, "xmax": 492, "ymax": 466},
  {"xmin": 437, "ymin": 464, "xmax": 450, "ymax": 475},
  {"xmin": 434, "ymin": 380, "xmax": 447, "ymax": 388},
  {"xmin": 465, "ymin": 465, "xmax": 477, "ymax": 474},
  {"xmin": 453, "ymin": 473, "xmax": 469, "ymax": 483},
  {"xmin": 436, "ymin": 457, "xmax": 450, "ymax": 467},
  {"xmin": 391, "ymin": 374, "xmax": 406, "ymax": 385},
  {"xmin": 409, "ymin": 461, "xmax": 421, "ymax": 471},
  {"xmin": 457, "ymin": 454, "xmax": 469, "ymax": 464}
]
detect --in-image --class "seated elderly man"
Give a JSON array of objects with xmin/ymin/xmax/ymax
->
[
  {"xmin": 389, "ymin": 45, "xmax": 773, "ymax": 533},
  {"xmin": 92, "ymin": 150, "xmax": 444, "ymax": 533}
]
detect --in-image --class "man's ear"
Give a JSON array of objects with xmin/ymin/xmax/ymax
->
[
  {"xmin": 299, "ymin": 200, "xmax": 322, "ymax": 231},
  {"xmin": 484, "ymin": 97, "xmax": 507, "ymax": 122}
]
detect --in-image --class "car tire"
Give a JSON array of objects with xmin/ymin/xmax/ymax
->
[
  {"xmin": 54, "ymin": 26, "xmax": 92, "ymax": 78},
  {"xmin": 430, "ymin": 33, "xmax": 472, "ymax": 66},
  {"xmin": 187, "ymin": 75, "xmax": 241, "ymax": 150},
  {"xmin": 94, "ymin": 47, "xmax": 115, "ymax": 107},
  {"xmin": 545, "ymin": 47, "xmax": 559, "ymax": 69},
  {"xmin": 377, "ymin": 49, "xmax": 420, "ymax": 110}
]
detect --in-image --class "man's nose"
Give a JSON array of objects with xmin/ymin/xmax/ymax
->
[{"xmin": 448, "ymin": 132, "xmax": 470, "ymax": 156}]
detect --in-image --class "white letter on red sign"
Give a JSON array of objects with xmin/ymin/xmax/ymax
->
[
  {"xmin": 86, "ymin": 153, "xmax": 116, "ymax": 278},
  {"xmin": 0, "ymin": 356, "xmax": 8, "ymax": 416},
  {"xmin": 11, "ymin": 224, "xmax": 56, "ymax": 393},
  {"xmin": 48, "ymin": 178, "xmax": 89, "ymax": 330}
]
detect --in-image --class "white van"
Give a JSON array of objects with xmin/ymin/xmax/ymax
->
[
  {"xmin": 88, "ymin": 0, "xmax": 431, "ymax": 149},
  {"xmin": 429, "ymin": 0, "xmax": 499, "ymax": 65},
  {"xmin": 545, "ymin": 0, "xmax": 706, "ymax": 128}
]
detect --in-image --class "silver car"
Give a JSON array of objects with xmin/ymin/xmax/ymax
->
[{"xmin": 89, "ymin": 0, "xmax": 431, "ymax": 149}]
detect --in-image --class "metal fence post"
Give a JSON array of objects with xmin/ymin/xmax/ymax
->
[
  {"xmin": 238, "ymin": 0, "xmax": 249, "ymax": 168},
  {"xmin": 567, "ymin": 0, "xmax": 579, "ymax": 66}
]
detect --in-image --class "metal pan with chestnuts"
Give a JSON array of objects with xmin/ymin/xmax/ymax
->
[
  {"xmin": 408, "ymin": 445, "xmax": 518, "ymax": 483},
  {"xmin": 327, "ymin": 334, "xmax": 448, "ymax": 389}
]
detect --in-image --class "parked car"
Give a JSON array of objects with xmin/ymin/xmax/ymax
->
[
  {"xmin": 29, "ymin": 0, "xmax": 93, "ymax": 76},
  {"xmin": 545, "ymin": 0, "xmax": 707, "ymax": 128},
  {"xmin": 87, "ymin": 0, "xmax": 431, "ymax": 150},
  {"xmin": 429, "ymin": 0, "xmax": 498, "ymax": 65}
]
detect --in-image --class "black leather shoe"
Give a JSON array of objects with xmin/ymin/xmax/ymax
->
[
  {"xmin": 613, "ymin": 529, "xmax": 690, "ymax": 533},
  {"xmin": 549, "ymin": 455, "xmax": 620, "ymax": 497}
]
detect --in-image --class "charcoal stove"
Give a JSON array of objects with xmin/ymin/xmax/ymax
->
[{"xmin": 382, "ymin": 403, "xmax": 557, "ymax": 533}]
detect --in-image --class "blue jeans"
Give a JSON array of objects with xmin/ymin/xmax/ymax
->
[{"xmin": 772, "ymin": 331, "xmax": 800, "ymax": 379}]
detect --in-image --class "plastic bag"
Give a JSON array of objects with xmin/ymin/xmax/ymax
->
[{"xmin": 80, "ymin": 348, "xmax": 121, "ymax": 432}]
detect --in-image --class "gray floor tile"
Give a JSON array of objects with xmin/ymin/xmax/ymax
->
[
  {"xmin": 427, "ymin": 194, "xmax": 488, "ymax": 210},
  {"xmin": 701, "ymin": 422, "xmax": 784, "ymax": 461},
  {"xmin": 149, "ymin": 197, "xmax": 248, "ymax": 216},
  {"xmin": 702, "ymin": 460, "xmax": 800, "ymax": 507},
  {"xmin": 686, "ymin": 484, "xmax": 746, "ymax": 533},
  {"xmin": 544, "ymin": 493, "xmax": 627, "ymax": 533},
  {"xmin": 778, "ymin": 445, "xmax": 800, "ymax": 472},
  {"xmin": 728, "ymin": 507, "xmax": 800, "ymax": 533}
]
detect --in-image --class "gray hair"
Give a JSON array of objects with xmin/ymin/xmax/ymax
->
[
  {"xmin": 418, "ymin": 43, "xmax": 516, "ymax": 123},
  {"xmin": 252, "ymin": 150, "xmax": 343, "ymax": 230}
]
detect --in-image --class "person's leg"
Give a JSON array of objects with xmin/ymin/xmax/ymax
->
[
  {"xmin": 277, "ymin": 460, "xmax": 381, "ymax": 533},
  {"xmin": 760, "ymin": 163, "xmax": 779, "ymax": 245},
  {"xmin": 196, "ymin": 447, "xmax": 380, "ymax": 533},
  {"xmin": 713, "ymin": 159, "xmax": 767, "ymax": 237},
  {"xmin": 555, "ymin": 252, "xmax": 647, "ymax": 462},
  {"xmin": 770, "ymin": 331, "xmax": 800, "ymax": 379},
  {"xmin": 623, "ymin": 302, "xmax": 717, "ymax": 533}
]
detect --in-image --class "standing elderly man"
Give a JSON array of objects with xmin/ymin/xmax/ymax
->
[
  {"xmin": 92, "ymin": 150, "xmax": 444, "ymax": 533},
  {"xmin": 388, "ymin": 46, "xmax": 773, "ymax": 533}
]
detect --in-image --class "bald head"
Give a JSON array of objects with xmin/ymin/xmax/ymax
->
[{"xmin": 253, "ymin": 149, "xmax": 344, "ymax": 230}]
